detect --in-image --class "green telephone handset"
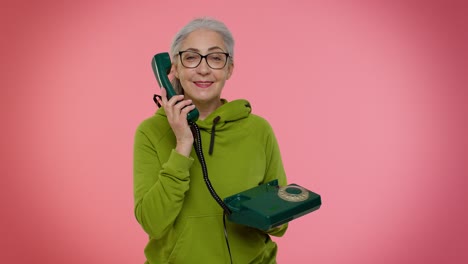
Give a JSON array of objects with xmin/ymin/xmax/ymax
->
[{"xmin": 151, "ymin": 52, "xmax": 200, "ymax": 122}]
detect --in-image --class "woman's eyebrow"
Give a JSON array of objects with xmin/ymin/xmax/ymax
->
[{"xmin": 207, "ymin": 46, "xmax": 224, "ymax": 52}]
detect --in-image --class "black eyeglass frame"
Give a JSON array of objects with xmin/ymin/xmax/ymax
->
[{"xmin": 178, "ymin": 50, "xmax": 230, "ymax": 69}]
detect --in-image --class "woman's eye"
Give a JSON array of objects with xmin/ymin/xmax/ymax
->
[{"xmin": 209, "ymin": 54, "xmax": 223, "ymax": 61}]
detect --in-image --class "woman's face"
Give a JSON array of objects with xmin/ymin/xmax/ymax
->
[{"xmin": 173, "ymin": 29, "xmax": 234, "ymax": 105}]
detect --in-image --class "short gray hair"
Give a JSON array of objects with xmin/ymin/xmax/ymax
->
[{"xmin": 169, "ymin": 17, "xmax": 235, "ymax": 93}]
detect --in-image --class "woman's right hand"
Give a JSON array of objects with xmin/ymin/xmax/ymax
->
[{"xmin": 156, "ymin": 88, "xmax": 196, "ymax": 157}]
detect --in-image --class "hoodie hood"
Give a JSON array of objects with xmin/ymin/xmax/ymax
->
[
  {"xmin": 156, "ymin": 99, "xmax": 252, "ymax": 155},
  {"xmin": 155, "ymin": 98, "xmax": 251, "ymax": 129},
  {"xmin": 196, "ymin": 99, "xmax": 251, "ymax": 129}
]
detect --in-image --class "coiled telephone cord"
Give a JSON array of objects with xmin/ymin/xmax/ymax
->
[{"xmin": 189, "ymin": 121, "xmax": 234, "ymax": 264}]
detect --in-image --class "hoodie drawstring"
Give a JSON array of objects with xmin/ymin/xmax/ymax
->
[{"xmin": 209, "ymin": 116, "xmax": 221, "ymax": 155}]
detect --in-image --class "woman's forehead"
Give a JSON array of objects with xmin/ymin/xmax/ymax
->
[{"xmin": 180, "ymin": 29, "xmax": 226, "ymax": 52}]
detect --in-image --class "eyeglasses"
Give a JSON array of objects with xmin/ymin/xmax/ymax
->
[{"xmin": 178, "ymin": 51, "xmax": 230, "ymax": 69}]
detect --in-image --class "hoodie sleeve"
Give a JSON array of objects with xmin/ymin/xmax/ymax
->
[
  {"xmin": 262, "ymin": 123, "xmax": 289, "ymax": 237},
  {"xmin": 133, "ymin": 128, "xmax": 193, "ymax": 239}
]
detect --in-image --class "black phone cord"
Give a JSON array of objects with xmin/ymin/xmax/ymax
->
[{"xmin": 189, "ymin": 121, "xmax": 232, "ymax": 214}]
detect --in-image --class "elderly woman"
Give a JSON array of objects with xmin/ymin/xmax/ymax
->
[{"xmin": 133, "ymin": 17, "xmax": 288, "ymax": 264}]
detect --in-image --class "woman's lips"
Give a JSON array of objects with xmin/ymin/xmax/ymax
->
[{"xmin": 194, "ymin": 81, "xmax": 213, "ymax": 88}]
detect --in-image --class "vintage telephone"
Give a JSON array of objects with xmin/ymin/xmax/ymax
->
[
  {"xmin": 151, "ymin": 52, "xmax": 322, "ymax": 231},
  {"xmin": 224, "ymin": 180, "xmax": 321, "ymax": 231}
]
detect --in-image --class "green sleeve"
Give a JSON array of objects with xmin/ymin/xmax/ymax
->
[
  {"xmin": 133, "ymin": 129, "xmax": 194, "ymax": 239},
  {"xmin": 263, "ymin": 124, "xmax": 288, "ymax": 237}
]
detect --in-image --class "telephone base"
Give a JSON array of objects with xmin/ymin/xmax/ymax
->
[{"xmin": 223, "ymin": 180, "xmax": 322, "ymax": 231}]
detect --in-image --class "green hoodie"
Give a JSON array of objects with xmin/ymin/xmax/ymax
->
[{"xmin": 133, "ymin": 99, "xmax": 288, "ymax": 264}]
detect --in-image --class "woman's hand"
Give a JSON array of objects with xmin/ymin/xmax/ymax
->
[{"xmin": 156, "ymin": 88, "xmax": 196, "ymax": 157}]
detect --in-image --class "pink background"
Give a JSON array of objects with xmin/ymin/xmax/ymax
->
[{"xmin": 1, "ymin": 0, "xmax": 467, "ymax": 263}]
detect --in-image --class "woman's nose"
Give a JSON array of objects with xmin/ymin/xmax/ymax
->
[{"xmin": 196, "ymin": 58, "xmax": 211, "ymax": 74}]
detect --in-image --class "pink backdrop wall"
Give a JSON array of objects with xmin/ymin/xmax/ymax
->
[{"xmin": 1, "ymin": 0, "xmax": 467, "ymax": 263}]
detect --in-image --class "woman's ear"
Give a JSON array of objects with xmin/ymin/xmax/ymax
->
[
  {"xmin": 226, "ymin": 63, "xmax": 234, "ymax": 80},
  {"xmin": 171, "ymin": 64, "xmax": 179, "ymax": 79}
]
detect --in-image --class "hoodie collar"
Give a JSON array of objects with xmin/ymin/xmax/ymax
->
[
  {"xmin": 155, "ymin": 98, "xmax": 252, "ymax": 155},
  {"xmin": 155, "ymin": 98, "xmax": 251, "ymax": 129},
  {"xmin": 195, "ymin": 99, "xmax": 251, "ymax": 129}
]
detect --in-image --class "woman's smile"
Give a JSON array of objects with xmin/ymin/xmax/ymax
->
[{"xmin": 194, "ymin": 81, "xmax": 214, "ymax": 88}]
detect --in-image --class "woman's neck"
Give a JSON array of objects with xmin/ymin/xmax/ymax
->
[{"xmin": 194, "ymin": 99, "xmax": 223, "ymax": 120}]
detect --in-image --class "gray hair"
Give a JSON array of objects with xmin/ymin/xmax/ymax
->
[{"xmin": 169, "ymin": 17, "xmax": 235, "ymax": 94}]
